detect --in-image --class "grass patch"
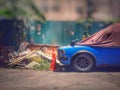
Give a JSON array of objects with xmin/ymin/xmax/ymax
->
[{"xmin": 33, "ymin": 58, "xmax": 50, "ymax": 71}]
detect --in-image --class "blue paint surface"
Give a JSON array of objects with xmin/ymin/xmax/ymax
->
[{"xmin": 58, "ymin": 45, "xmax": 120, "ymax": 66}]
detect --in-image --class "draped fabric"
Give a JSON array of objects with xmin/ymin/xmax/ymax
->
[{"xmin": 76, "ymin": 23, "xmax": 120, "ymax": 47}]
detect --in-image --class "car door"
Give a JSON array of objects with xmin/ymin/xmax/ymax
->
[{"xmin": 101, "ymin": 47, "xmax": 120, "ymax": 66}]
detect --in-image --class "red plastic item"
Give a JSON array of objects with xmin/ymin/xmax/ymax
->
[{"xmin": 50, "ymin": 48, "xmax": 56, "ymax": 71}]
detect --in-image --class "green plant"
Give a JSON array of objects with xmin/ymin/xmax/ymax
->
[
  {"xmin": 0, "ymin": 0, "xmax": 46, "ymax": 22},
  {"xmin": 34, "ymin": 59, "xmax": 50, "ymax": 71}
]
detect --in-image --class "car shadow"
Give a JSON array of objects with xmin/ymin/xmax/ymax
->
[
  {"xmin": 56, "ymin": 65, "xmax": 120, "ymax": 72},
  {"xmin": 92, "ymin": 66, "xmax": 120, "ymax": 72}
]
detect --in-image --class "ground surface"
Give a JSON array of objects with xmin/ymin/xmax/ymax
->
[{"xmin": 0, "ymin": 67, "xmax": 120, "ymax": 90}]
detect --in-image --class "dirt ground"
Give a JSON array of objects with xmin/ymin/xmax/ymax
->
[{"xmin": 0, "ymin": 67, "xmax": 120, "ymax": 90}]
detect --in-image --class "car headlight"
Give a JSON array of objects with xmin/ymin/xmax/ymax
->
[
  {"xmin": 58, "ymin": 49, "xmax": 65, "ymax": 56},
  {"xmin": 57, "ymin": 49, "xmax": 68, "ymax": 60}
]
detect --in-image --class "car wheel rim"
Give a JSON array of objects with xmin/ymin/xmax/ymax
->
[{"xmin": 75, "ymin": 56, "xmax": 90, "ymax": 69}]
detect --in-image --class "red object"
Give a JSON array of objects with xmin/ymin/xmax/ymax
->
[
  {"xmin": 50, "ymin": 48, "xmax": 56, "ymax": 71},
  {"xmin": 77, "ymin": 23, "xmax": 120, "ymax": 47}
]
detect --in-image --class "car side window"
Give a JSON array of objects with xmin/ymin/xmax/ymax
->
[{"xmin": 102, "ymin": 32, "xmax": 112, "ymax": 39}]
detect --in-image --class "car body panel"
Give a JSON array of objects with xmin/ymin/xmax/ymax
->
[
  {"xmin": 58, "ymin": 45, "xmax": 120, "ymax": 67},
  {"xmin": 101, "ymin": 47, "xmax": 120, "ymax": 65}
]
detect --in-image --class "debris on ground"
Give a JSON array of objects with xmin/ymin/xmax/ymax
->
[
  {"xmin": 8, "ymin": 50, "xmax": 36, "ymax": 67},
  {"xmin": 0, "ymin": 44, "xmax": 62, "ymax": 70},
  {"xmin": 25, "ymin": 61, "xmax": 40, "ymax": 69}
]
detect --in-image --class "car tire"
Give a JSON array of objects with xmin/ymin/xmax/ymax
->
[{"xmin": 72, "ymin": 53, "xmax": 95, "ymax": 72}]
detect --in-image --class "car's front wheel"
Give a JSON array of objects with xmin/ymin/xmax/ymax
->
[{"xmin": 72, "ymin": 53, "xmax": 95, "ymax": 72}]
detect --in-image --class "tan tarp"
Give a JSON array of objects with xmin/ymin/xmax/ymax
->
[{"xmin": 76, "ymin": 23, "xmax": 120, "ymax": 47}]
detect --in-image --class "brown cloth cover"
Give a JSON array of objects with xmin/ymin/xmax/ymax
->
[{"xmin": 76, "ymin": 23, "xmax": 120, "ymax": 47}]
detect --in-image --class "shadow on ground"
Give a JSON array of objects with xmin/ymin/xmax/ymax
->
[{"xmin": 56, "ymin": 65, "xmax": 120, "ymax": 72}]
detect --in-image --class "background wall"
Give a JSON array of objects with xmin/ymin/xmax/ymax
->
[{"xmin": 27, "ymin": 21, "xmax": 111, "ymax": 46}]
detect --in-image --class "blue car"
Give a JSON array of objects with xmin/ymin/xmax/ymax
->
[{"xmin": 57, "ymin": 23, "xmax": 120, "ymax": 71}]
